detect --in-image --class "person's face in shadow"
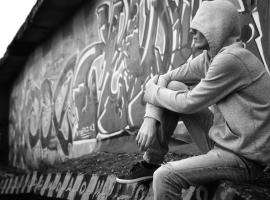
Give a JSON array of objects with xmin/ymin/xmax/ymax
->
[{"xmin": 190, "ymin": 28, "xmax": 209, "ymax": 51}]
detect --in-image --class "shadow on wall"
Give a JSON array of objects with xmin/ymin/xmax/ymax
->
[
  {"xmin": 8, "ymin": 0, "xmax": 269, "ymax": 169},
  {"xmin": 0, "ymin": 123, "xmax": 9, "ymax": 165},
  {"xmin": 0, "ymin": 86, "xmax": 10, "ymax": 165}
]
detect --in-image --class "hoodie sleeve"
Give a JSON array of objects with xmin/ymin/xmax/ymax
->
[
  {"xmin": 162, "ymin": 51, "xmax": 207, "ymax": 85},
  {"xmin": 143, "ymin": 52, "xmax": 207, "ymax": 121},
  {"xmin": 146, "ymin": 53, "xmax": 248, "ymax": 114}
]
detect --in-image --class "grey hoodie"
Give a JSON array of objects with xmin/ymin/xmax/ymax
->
[{"xmin": 145, "ymin": 0, "xmax": 270, "ymax": 164}]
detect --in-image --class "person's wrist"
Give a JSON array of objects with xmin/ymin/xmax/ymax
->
[{"xmin": 144, "ymin": 117, "xmax": 159, "ymax": 125}]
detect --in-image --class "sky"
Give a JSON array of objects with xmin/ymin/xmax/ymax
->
[{"xmin": 0, "ymin": 0, "xmax": 37, "ymax": 58}]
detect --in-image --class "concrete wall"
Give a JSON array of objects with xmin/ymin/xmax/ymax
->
[{"xmin": 9, "ymin": 0, "xmax": 270, "ymax": 169}]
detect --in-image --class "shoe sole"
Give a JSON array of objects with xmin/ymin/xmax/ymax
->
[{"xmin": 115, "ymin": 176, "xmax": 153, "ymax": 184}]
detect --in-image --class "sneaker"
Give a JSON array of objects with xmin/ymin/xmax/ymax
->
[{"xmin": 116, "ymin": 160, "xmax": 160, "ymax": 184}]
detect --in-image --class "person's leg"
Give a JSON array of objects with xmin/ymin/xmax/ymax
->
[
  {"xmin": 116, "ymin": 81, "xmax": 214, "ymax": 183},
  {"xmin": 153, "ymin": 147, "xmax": 264, "ymax": 200},
  {"xmin": 144, "ymin": 81, "xmax": 213, "ymax": 164},
  {"xmin": 180, "ymin": 108, "xmax": 214, "ymax": 153}
]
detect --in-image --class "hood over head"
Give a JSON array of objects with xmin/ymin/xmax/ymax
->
[{"xmin": 190, "ymin": 0, "xmax": 241, "ymax": 57}]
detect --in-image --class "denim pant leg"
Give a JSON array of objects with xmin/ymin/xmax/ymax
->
[
  {"xmin": 143, "ymin": 109, "xmax": 181, "ymax": 164},
  {"xmin": 152, "ymin": 147, "xmax": 264, "ymax": 200},
  {"xmin": 180, "ymin": 108, "xmax": 214, "ymax": 153},
  {"xmin": 143, "ymin": 81, "xmax": 214, "ymax": 164},
  {"xmin": 143, "ymin": 108, "xmax": 214, "ymax": 164}
]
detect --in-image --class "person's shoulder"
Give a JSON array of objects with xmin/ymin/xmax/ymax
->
[
  {"xmin": 219, "ymin": 42, "xmax": 251, "ymax": 59},
  {"xmin": 211, "ymin": 46, "xmax": 245, "ymax": 73},
  {"xmin": 217, "ymin": 42, "xmax": 264, "ymax": 70},
  {"xmin": 213, "ymin": 51, "xmax": 243, "ymax": 67}
]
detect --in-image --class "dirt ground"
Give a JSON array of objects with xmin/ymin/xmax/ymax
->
[{"xmin": 38, "ymin": 151, "xmax": 189, "ymax": 177}]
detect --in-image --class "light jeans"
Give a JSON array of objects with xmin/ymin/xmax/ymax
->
[{"xmin": 143, "ymin": 81, "xmax": 264, "ymax": 200}]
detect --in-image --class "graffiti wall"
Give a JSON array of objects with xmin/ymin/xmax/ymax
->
[{"xmin": 9, "ymin": 0, "xmax": 269, "ymax": 169}]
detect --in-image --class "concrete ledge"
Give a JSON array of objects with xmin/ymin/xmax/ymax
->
[
  {"xmin": 0, "ymin": 172, "xmax": 150, "ymax": 199},
  {"xmin": 1, "ymin": 167, "xmax": 270, "ymax": 200},
  {"xmin": 0, "ymin": 172, "xmax": 241, "ymax": 200}
]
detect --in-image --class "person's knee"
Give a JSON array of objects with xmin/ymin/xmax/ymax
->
[
  {"xmin": 167, "ymin": 81, "xmax": 188, "ymax": 91},
  {"xmin": 153, "ymin": 164, "xmax": 186, "ymax": 197},
  {"xmin": 153, "ymin": 165, "xmax": 171, "ymax": 187},
  {"xmin": 153, "ymin": 164, "xmax": 190, "ymax": 190}
]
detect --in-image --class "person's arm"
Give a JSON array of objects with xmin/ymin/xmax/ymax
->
[
  {"xmin": 136, "ymin": 52, "xmax": 207, "ymax": 151},
  {"xmin": 144, "ymin": 53, "xmax": 248, "ymax": 114},
  {"xmin": 143, "ymin": 51, "xmax": 207, "ymax": 121},
  {"xmin": 159, "ymin": 51, "xmax": 207, "ymax": 87},
  {"xmin": 144, "ymin": 75, "xmax": 164, "ymax": 122},
  {"xmin": 137, "ymin": 76, "xmax": 161, "ymax": 151}
]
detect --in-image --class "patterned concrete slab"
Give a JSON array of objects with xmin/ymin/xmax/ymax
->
[
  {"xmin": 0, "ymin": 171, "xmax": 251, "ymax": 200},
  {"xmin": 0, "ymin": 172, "xmax": 151, "ymax": 200},
  {"xmin": 0, "ymin": 168, "xmax": 270, "ymax": 200}
]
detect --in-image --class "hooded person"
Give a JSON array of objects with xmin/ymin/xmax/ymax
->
[{"xmin": 116, "ymin": 0, "xmax": 270, "ymax": 199}]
